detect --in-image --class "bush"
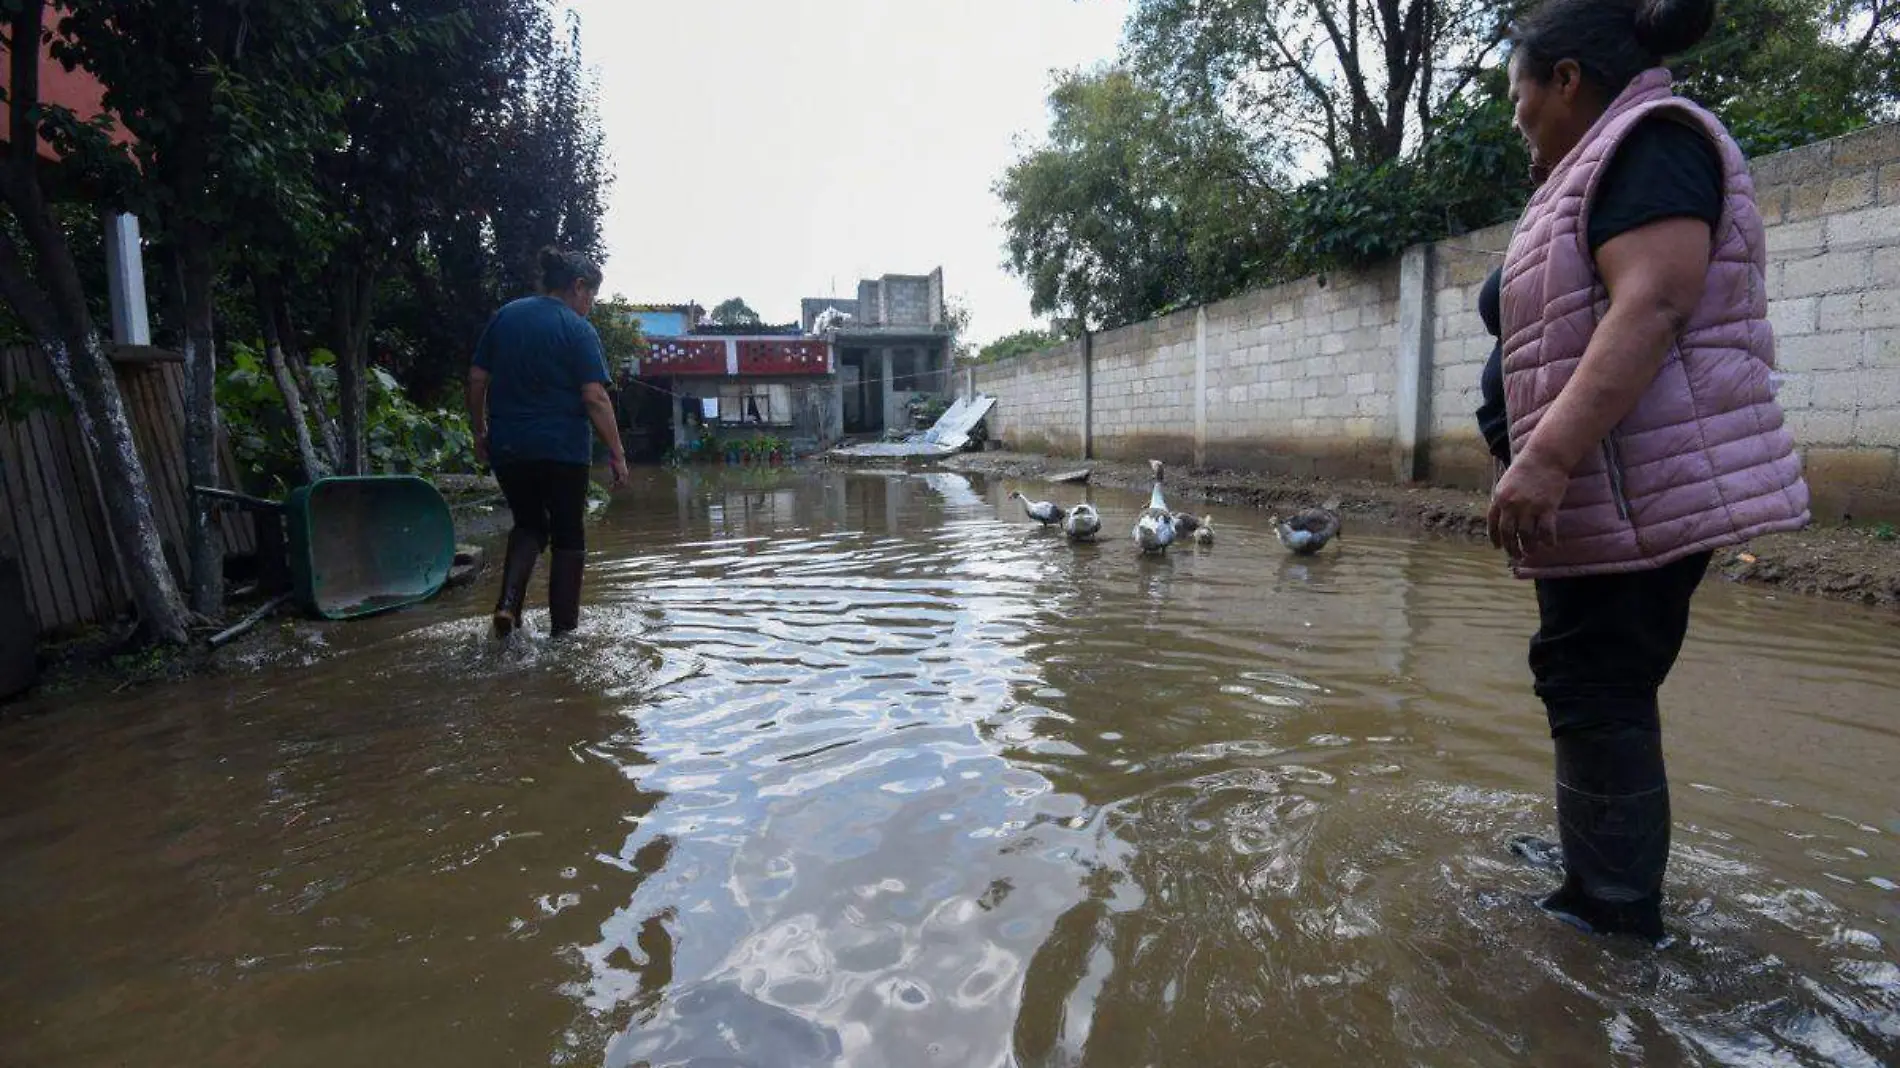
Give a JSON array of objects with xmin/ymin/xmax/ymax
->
[{"xmin": 217, "ymin": 343, "xmax": 476, "ymax": 494}]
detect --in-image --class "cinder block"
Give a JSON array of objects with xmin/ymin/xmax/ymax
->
[
  {"xmin": 1864, "ymin": 329, "xmax": 1900, "ymax": 369},
  {"xmin": 1824, "ymin": 171, "xmax": 1878, "ymax": 213},
  {"xmin": 1786, "ymin": 404, "xmax": 1858, "ymax": 445},
  {"xmin": 1779, "ymin": 330, "xmax": 1862, "ymax": 372},
  {"xmin": 1832, "ymin": 125, "xmax": 1900, "ymax": 170},
  {"xmin": 1862, "ymin": 287, "xmax": 1900, "ymax": 330},
  {"xmin": 1825, "ymin": 205, "xmax": 1900, "ymax": 247},
  {"xmin": 1782, "ymin": 251, "xmax": 1869, "ymax": 297},
  {"xmin": 1812, "ymin": 370, "xmax": 1900, "ymax": 410},
  {"xmin": 1818, "ymin": 293, "xmax": 1864, "ymax": 332},
  {"xmin": 1767, "ymin": 297, "xmax": 1820, "ymax": 337},
  {"xmin": 1764, "ymin": 219, "xmax": 1827, "ymax": 257},
  {"xmin": 1855, "ymin": 409, "xmax": 1900, "ymax": 448},
  {"xmin": 1803, "ymin": 446, "xmax": 1897, "ymax": 493},
  {"xmin": 1880, "ymin": 163, "xmax": 1900, "ymax": 208}
]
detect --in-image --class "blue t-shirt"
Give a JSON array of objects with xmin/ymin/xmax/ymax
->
[{"xmin": 473, "ymin": 296, "xmax": 610, "ymax": 465}]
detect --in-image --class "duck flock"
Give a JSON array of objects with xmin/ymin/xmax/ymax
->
[{"xmin": 1007, "ymin": 460, "xmax": 1342, "ymax": 556}]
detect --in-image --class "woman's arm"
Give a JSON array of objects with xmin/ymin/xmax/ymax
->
[
  {"xmin": 582, "ymin": 382, "xmax": 629, "ymax": 489},
  {"xmin": 1487, "ymin": 216, "xmax": 1712, "ymax": 550}
]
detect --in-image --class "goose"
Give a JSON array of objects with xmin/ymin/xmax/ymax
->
[
  {"xmin": 1274, "ymin": 502, "xmax": 1342, "ymax": 555},
  {"xmin": 1063, "ymin": 502, "xmax": 1102, "ymax": 542},
  {"xmin": 1189, "ymin": 516, "xmax": 1214, "ymax": 546},
  {"xmin": 1009, "ymin": 490, "xmax": 1063, "ymax": 527},
  {"xmin": 1132, "ymin": 460, "xmax": 1177, "ymax": 553}
]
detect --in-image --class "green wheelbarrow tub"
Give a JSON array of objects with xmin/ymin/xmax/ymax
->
[{"xmin": 286, "ymin": 476, "xmax": 457, "ymax": 620}]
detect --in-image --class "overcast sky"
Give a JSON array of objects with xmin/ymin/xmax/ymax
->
[{"xmin": 563, "ymin": 0, "xmax": 1130, "ymax": 344}]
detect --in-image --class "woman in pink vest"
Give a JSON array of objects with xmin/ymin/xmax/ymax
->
[{"xmin": 1487, "ymin": 0, "xmax": 1809, "ymax": 943}]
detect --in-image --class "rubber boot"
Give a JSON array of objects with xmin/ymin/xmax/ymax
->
[
  {"xmin": 492, "ymin": 527, "xmax": 544, "ymax": 638},
  {"xmin": 548, "ymin": 549, "xmax": 585, "ymax": 636},
  {"xmin": 1536, "ymin": 727, "xmax": 1672, "ymax": 945}
]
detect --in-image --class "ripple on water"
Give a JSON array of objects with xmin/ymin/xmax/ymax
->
[{"xmin": 0, "ymin": 469, "xmax": 1896, "ymax": 1068}]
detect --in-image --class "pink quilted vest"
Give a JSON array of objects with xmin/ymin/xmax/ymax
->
[{"xmin": 1501, "ymin": 68, "xmax": 1809, "ymax": 579}]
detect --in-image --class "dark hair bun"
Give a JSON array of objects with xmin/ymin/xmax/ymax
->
[
  {"xmin": 538, "ymin": 245, "xmax": 565, "ymax": 273},
  {"xmin": 1634, "ymin": 0, "xmax": 1715, "ymax": 56}
]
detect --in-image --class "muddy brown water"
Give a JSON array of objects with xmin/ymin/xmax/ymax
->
[{"xmin": 3, "ymin": 468, "xmax": 1896, "ymax": 1067}]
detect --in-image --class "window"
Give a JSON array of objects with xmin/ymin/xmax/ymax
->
[{"xmin": 718, "ymin": 382, "xmax": 794, "ymax": 426}]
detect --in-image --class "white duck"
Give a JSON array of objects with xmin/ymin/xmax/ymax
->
[
  {"xmin": 1009, "ymin": 490, "xmax": 1064, "ymax": 527},
  {"xmin": 1063, "ymin": 502, "xmax": 1102, "ymax": 542},
  {"xmin": 1132, "ymin": 460, "xmax": 1177, "ymax": 553}
]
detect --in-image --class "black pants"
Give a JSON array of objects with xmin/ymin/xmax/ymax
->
[
  {"xmin": 494, "ymin": 460, "xmax": 589, "ymax": 552},
  {"xmin": 1529, "ymin": 552, "xmax": 1713, "ymax": 737}
]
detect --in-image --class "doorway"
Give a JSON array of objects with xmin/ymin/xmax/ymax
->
[{"xmin": 840, "ymin": 348, "xmax": 883, "ymax": 435}]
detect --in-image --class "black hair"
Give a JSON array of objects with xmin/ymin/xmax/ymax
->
[
  {"xmin": 539, "ymin": 246, "xmax": 603, "ymax": 294},
  {"xmin": 1510, "ymin": 0, "xmax": 1715, "ymax": 96}
]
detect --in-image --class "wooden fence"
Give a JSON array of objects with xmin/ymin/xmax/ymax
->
[{"xmin": 0, "ymin": 344, "xmax": 254, "ymax": 636}]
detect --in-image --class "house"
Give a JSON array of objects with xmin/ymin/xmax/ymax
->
[
  {"xmin": 825, "ymin": 268, "xmax": 955, "ymax": 437},
  {"xmin": 623, "ymin": 302, "xmax": 704, "ymax": 339},
  {"xmin": 623, "ymin": 266, "xmax": 956, "ymax": 458}
]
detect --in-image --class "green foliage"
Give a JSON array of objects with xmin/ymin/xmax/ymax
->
[
  {"xmin": 589, "ymin": 295, "xmax": 649, "ymax": 378},
  {"xmin": 217, "ymin": 343, "xmax": 474, "ymax": 493},
  {"xmin": 998, "ymin": 67, "xmax": 1285, "ymax": 330},
  {"xmin": 975, "ymin": 328, "xmax": 1065, "ymax": 363},
  {"xmin": 1285, "ymin": 89, "xmax": 1530, "ymax": 274},
  {"xmin": 1873, "ymin": 522, "xmax": 1898, "ymax": 542},
  {"xmin": 1004, "ymin": 1, "xmax": 1898, "ymax": 328},
  {"xmin": 708, "ymin": 298, "xmax": 762, "ymax": 327},
  {"xmin": 1126, "ymin": 0, "xmax": 1502, "ymax": 170},
  {"xmin": 366, "ymin": 367, "xmax": 477, "ymax": 476}
]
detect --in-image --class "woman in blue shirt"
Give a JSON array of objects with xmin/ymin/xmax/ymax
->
[{"xmin": 467, "ymin": 247, "xmax": 628, "ymax": 637}]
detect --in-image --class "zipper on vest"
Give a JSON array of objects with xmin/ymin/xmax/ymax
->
[{"xmin": 1602, "ymin": 439, "xmax": 1631, "ymax": 521}]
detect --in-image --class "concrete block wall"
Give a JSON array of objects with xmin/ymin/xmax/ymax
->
[
  {"xmin": 1200, "ymin": 268, "xmax": 1402, "ymax": 479},
  {"xmin": 1752, "ymin": 123, "xmax": 1900, "ymax": 518},
  {"xmin": 1089, "ymin": 310, "xmax": 1199, "ymax": 464},
  {"xmin": 976, "ymin": 123, "xmax": 1900, "ymax": 519},
  {"xmin": 976, "ymin": 339, "xmax": 1086, "ymax": 456},
  {"xmin": 1426, "ymin": 222, "xmax": 1514, "ymax": 490},
  {"xmin": 884, "ymin": 277, "xmax": 933, "ymax": 326}
]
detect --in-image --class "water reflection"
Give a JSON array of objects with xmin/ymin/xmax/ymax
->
[{"xmin": 0, "ymin": 467, "xmax": 1893, "ymax": 1067}]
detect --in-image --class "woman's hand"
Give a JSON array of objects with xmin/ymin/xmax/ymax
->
[
  {"xmin": 474, "ymin": 432, "xmax": 489, "ymax": 467},
  {"xmin": 1487, "ymin": 450, "xmax": 1568, "ymax": 555},
  {"xmin": 608, "ymin": 450, "xmax": 629, "ymax": 490}
]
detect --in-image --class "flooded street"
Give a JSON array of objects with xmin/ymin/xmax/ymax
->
[{"xmin": 3, "ymin": 468, "xmax": 1896, "ymax": 1067}]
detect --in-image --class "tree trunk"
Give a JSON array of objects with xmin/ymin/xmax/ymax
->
[
  {"xmin": 0, "ymin": 3, "xmax": 190, "ymax": 645},
  {"xmin": 177, "ymin": 237, "xmax": 223, "ymax": 617},
  {"xmin": 254, "ymin": 273, "xmax": 324, "ymax": 484},
  {"xmin": 272, "ymin": 294, "xmax": 342, "ymax": 467},
  {"xmin": 330, "ymin": 265, "xmax": 377, "ymax": 474}
]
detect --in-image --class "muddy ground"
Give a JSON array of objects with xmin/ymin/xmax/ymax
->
[{"xmin": 942, "ymin": 450, "xmax": 1900, "ymax": 613}]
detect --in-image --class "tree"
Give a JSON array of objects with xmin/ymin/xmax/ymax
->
[
  {"xmin": 998, "ymin": 67, "xmax": 1285, "ymax": 330},
  {"xmin": 1127, "ymin": 0, "xmax": 1504, "ymax": 170},
  {"xmin": 589, "ymin": 294, "xmax": 647, "ymax": 379},
  {"xmin": 0, "ymin": 0, "xmax": 192, "ymax": 644},
  {"xmin": 708, "ymin": 297, "xmax": 761, "ymax": 327},
  {"xmin": 57, "ymin": 0, "xmax": 359, "ymax": 616},
  {"xmin": 1006, "ymin": 0, "xmax": 1900, "ymax": 329},
  {"xmin": 312, "ymin": 0, "xmax": 549, "ymax": 474},
  {"xmin": 375, "ymin": 2, "xmax": 610, "ymax": 408}
]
